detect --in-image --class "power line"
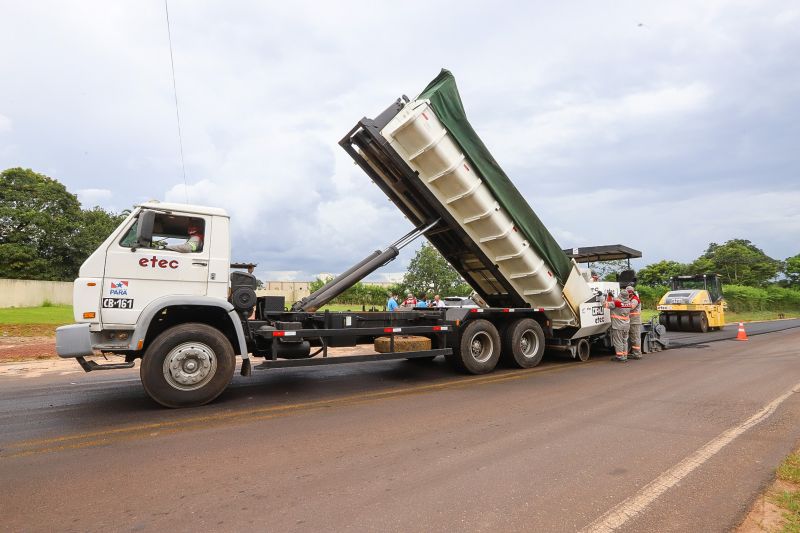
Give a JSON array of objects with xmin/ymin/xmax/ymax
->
[{"xmin": 164, "ymin": 0, "xmax": 189, "ymax": 203}]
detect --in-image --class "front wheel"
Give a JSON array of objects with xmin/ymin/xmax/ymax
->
[{"xmin": 140, "ymin": 323, "xmax": 236, "ymax": 408}]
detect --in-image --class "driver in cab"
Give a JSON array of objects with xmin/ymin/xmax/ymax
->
[{"xmin": 165, "ymin": 219, "xmax": 203, "ymax": 253}]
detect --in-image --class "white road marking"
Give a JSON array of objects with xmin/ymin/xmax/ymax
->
[{"xmin": 582, "ymin": 382, "xmax": 800, "ymax": 533}]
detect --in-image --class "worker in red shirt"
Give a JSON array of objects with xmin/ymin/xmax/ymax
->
[
  {"xmin": 606, "ymin": 289, "xmax": 633, "ymax": 362},
  {"xmin": 401, "ymin": 292, "xmax": 418, "ymax": 308},
  {"xmin": 627, "ymin": 285, "xmax": 643, "ymax": 359}
]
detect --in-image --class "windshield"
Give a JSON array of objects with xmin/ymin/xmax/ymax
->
[{"xmin": 672, "ymin": 278, "xmax": 706, "ymax": 291}]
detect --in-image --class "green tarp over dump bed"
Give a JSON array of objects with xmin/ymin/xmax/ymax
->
[{"xmin": 418, "ymin": 69, "xmax": 573, "ymax": 285}]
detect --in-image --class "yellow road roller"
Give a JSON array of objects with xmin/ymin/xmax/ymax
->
[{"xmin": 657, "ymin": 274, "xmax": 725, "ymax": 332}]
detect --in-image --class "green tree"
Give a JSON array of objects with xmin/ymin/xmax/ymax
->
[
  {"xmin": 0, "ymin": 168, "xmax": 83, "ymax": 280},
  {"xmin": 783, "ymin": 254, "xmax": 800, "ymax": 287},
  {"xmin": 589, "ymin": 259, "xmax": 629, "ymax": 282},
  {"xmin": 72, "ymin": 207, "xmax": 125, "ymax": 263},
  {"xmin": 0, "ymin": 167, "xmax": 125, "ymax": 281},
  {"xmin": 636, "ymin": 260, "xmax": 689, "ymax": 286},
  {"xmin": 695, "ymin": 239, "xmax": 780, "ymax": 286},
  {"xmin": 402, "ymin": 243, "xmax": 472, "ymax": 297}
]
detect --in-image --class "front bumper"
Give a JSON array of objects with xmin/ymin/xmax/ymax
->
[
  {"xmin": 56, "ymin": 323, "xmax": 135, "ymax": 371},
  {"xmin": 55, "ymin": 323, "xmax": 94, "ymax": 358}
]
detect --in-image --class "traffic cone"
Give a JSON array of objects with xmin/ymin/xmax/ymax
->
[{"xmin": 736, "ymin": 322, "xmax": 748, "ymax": 341}]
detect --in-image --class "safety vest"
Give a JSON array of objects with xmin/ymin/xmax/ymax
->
[
  {"xmin": 607, "ymin": 298, "xmax": 632, "ymax": 329},
  {"xmin": 629, "ymin": 294, "xmax": 642, "ymax": 325}
]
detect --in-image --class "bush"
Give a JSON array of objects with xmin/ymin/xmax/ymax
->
[
  {"xmin": 721, "ymin": 285, "xmax": 800, "ymax": 312},
  {"xmin": 635, "ymin": 285, "xmax": 669, "ymax": 309},
  {"xmin": 632, "ymin": 284, "xmax": 800, "ymax": 313}
]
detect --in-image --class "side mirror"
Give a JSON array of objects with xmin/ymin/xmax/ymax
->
[{"xmin": 134, "ymin": 210, "xmax": 155, "ymax": 250}]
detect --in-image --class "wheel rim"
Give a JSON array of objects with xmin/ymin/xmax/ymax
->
[
  {"xmin": 519, "ymin": 329, "xmax": 539, "ymax": 358},
  {"xmin": 162, "ymin": 342, "xmax": 217, "ymax": 391},
  {"xmin": 469, "ymin": 331, "xmax": 494, "ymax": 363}
]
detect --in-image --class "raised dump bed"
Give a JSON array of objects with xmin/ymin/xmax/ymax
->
[{"xmin": 342, "ymin": 70, "xmax": 592, "ymax": 329}]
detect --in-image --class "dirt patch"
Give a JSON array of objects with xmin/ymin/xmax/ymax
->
[
  {"xmin": 0, "ymin": 336, "xmax": 57, "ymax": 362},
  {"xmin": 738, "ymin": 480, "xmax": 794, "ymax": 532},
  {"xmin": 0, "ymin": 323, "xmax": 59, "ymax": 337}
]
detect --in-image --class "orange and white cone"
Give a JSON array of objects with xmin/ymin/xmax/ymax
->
[{"xmin": 736, "ymin": 322, "xmax": 748, "ymax": 341}]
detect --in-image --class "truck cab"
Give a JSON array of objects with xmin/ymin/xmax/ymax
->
[
  {"xmin": 72, "ymin": 202, "xmax": 231, "ymax": 327},
  {"xmin": 57, "ymin": 202, "xmax": 248, "ymax": 382}
]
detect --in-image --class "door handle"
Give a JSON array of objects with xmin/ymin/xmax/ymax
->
[{"xmin": 192, "ymin": 261, "xmax": 208, "ymax": 267}]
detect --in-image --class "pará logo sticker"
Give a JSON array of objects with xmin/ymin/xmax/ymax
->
[{"xmin": 110, "ymin": 280, "xmax": 129, "ymax": 296}]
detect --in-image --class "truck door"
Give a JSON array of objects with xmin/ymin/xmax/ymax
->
[{"xmin": 101, "ymin": 212, "xmax": 210, "ymax": 326}]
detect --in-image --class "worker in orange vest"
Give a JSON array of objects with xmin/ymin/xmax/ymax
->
[
  {"xmin": 606, "ymin": 289, "xmax": 633, "ymax": 362},
  {"xmin": 627, "ymin": 285, "xmax": 643, "ymax": 359}
]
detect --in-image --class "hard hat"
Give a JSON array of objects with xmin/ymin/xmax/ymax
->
[{"xmin": 626, "ymin": 285, "xmax": 635, "ymax": 292}]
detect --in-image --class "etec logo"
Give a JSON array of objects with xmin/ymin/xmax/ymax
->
[{"xmin": 139, "ymin": 256, "xmax": 179, "ymax": 269}]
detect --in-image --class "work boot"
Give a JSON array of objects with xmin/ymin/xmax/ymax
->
[
  {"xmin": 610, "ymin": 356, "xmax": 628, "ymax": 362},
  {"xmin": 630, "ymin": 354, "xmax": 642, "ymax": 360}
]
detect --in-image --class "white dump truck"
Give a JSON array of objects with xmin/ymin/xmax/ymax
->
[{"xmin": 56, "ymin": 70, "xmax": 666, "ymax": 407}]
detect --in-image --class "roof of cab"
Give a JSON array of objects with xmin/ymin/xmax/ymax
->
[{"xmin": 136, "ymin": 201, "xmax": 229, "ymax": 218}]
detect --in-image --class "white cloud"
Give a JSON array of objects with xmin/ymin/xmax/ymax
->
[
  {"xmin": 1, "ymin": 0, "xmax": 798, "ymax": 281},
  {"xmin": 0, "ymin": 113, "xmax": 11, "ymax": 133},
  {"xmin": 262, "ymin": 271, "xmax": 304, "ymax": 282},
  {"xmin": 76, "ymin": 188, "xmax": 112, "ymax": 208},
  {"xmin": 549, "ymin": 188, "xmax": 800, "ymax": 264},
  {"xmin": 482, "ymin": 83, "xmax": 713, "ymax": 168}
]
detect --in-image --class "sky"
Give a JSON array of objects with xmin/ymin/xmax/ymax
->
[{"xmin": 1, "ymin": 1, "xmax": 798, "ymax": 282}]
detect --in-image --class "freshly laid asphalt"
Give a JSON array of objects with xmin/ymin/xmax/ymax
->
[{"xmin": 1, "ymin": 319, "xmax": 799, "ymax": 532}]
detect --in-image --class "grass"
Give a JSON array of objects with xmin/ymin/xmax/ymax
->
[
  {"xmin": 778, "ymin": 453, "xmax": 800, "ymax": 485},
  {"xmin": 0, "ymin": 305, "xmax": 73, "ymax": 325},
  {"xmin": 0, "ymin": 305, "xmax": 74, "ymax": 337},
  {"xmin": 770, "ymin": 452, "xmax": 800, "ymax": 532}
]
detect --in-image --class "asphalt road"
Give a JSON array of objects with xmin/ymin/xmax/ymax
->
[{"xmin": 1, "ymin": 321, "xmax": 799, "ymax": 532}]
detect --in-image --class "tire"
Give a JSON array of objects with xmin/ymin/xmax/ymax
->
[
  {"xmin": 450, "ymin": 319, "xmax": 501, "ymax": 374},
  {"xmin": 698, "ymin": 313, "xmax": 709, "ymax": 333},
  {"xmin": 658, "ymin": 313, "xmax": 668, "ymax": 327},
  {"xmin": 140, "ymin": 323, "xmax": 236, "ymax": 408},
  {"xmin": 666, "ymin": 314, "xmax": 679, "ymax": 331},
  {"xmin": 678, "ymin": 314, "xmax": 693, "ymax": 332},
  {"xmin": 575, "ymin": 338, "xmax": 591, "ymax": 362},
  {"xmin": 502, "ymin": 319, "xmax": 546, "ymax": 368}
]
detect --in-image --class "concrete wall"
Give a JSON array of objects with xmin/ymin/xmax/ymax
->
[
  {"xmin": 257, "ymin": 281, "xmax": 312, "ymax": 304},
  {"xmin": 0, "ymin": 279, "xmax": 74, "ymax": 308}
]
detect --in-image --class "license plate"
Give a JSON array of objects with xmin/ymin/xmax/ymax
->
[{"xmin": 102, "ymin": 298, "xmax": 134, "ymax": 309}]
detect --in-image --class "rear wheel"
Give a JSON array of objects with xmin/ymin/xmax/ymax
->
[
  {"xmin": 140, "ymin": 323, "xmax": 236, "ymax": 408},
  {"xmin": 502, "ymin": 319, "xmax": 545, "ymax": 368},
  {"xmin": 666, "ymin": 314, "xmax": 679, "ymax": 331},
  {"xmin": 449, "ymin": 319, "xmax": 501, "ymax": 374},
  {"xmin": 678, "ymin": 314, "xmax": 693, "ymax": 332},
  {"xmin": 699, "ymin": 313, "xmax": 709, "ymax": 333},
  {"xmin": 575, "ymin": 338, "xmax": 591, "ymax": 362}
]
